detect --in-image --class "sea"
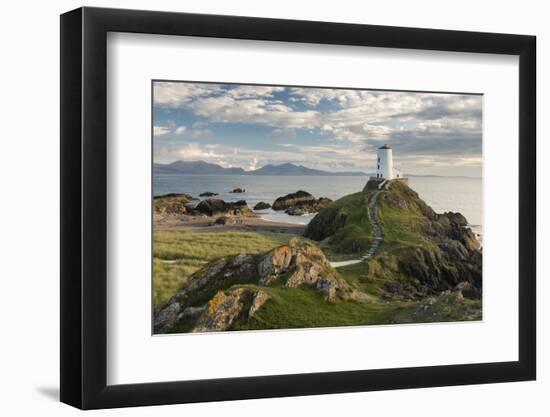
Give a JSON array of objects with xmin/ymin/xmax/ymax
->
[{"xmin": 153, "ymin": 174, "xmax": 483, "ymax": 240}]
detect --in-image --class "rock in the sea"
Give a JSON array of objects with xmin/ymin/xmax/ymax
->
[
  {"xmin": 229, "ymin": 188, "xmax": 245, "ymax": 193},
  {"xmin": 253, "ymin": 201, "xmax": 271, "ymax": 210},
  {"xmin": 272, "ymin": 191, "xmax": 332, "ymax": 215},
  {"xmin": 154, "ymin": 193, "xmax": 196, "ymax": 216},
  {"xmin": 285, "ymin": 197, "xmax": 333, "ymax": 216},
  {"xmin": 272, "ymin": 191, "xmax": 315, "ymax": 210},
  {"xmin": 194, "ymin": 199, "xmax": 253, "ymax": 217},
  {"xmin": 199, "ymin": 191, "xmax": 218, "ymax": 197}
]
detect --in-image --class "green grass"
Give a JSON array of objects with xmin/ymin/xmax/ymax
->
[
  {"xmin": 153, "ymin": 230, "xmax": 294, "ymax": 311},
  {"xmin": 236, "ymin": 284, "xmax": 405, "ymax": 330},
  {"xmin": 235, "ymin": 284, "xmax": 481, "ymax": 330},
  {"xmin": 378, "ymin": 204, "xmax": 425, "ymax": 248}
]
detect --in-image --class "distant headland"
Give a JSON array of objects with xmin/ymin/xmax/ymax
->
[{"xmin": 154, "ymin": 160, "xmax": 477, "ymax": 178}]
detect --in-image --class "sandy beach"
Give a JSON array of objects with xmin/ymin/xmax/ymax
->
[{"xmin": 154, "ymin": 214, "xmax": 306, "ymax": 235}]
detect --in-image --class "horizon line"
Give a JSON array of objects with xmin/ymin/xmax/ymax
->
[{"xmin": 154, "ymin": 160, "xmax": 481, "ymax": 179}]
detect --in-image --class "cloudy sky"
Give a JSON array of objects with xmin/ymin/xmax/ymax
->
[{"xmin": 153, "ymin": 81, "xmax": 482, "ymax": 177}]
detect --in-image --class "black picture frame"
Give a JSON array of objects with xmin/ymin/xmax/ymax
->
[{"xmin": 60, "ymin": 6, "xmax": 536, "ymax": 410}]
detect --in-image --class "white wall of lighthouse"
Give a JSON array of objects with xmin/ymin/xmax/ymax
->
[{"xmin": 376, "ymin": 145, "xmax": 394, "ymax": 179}]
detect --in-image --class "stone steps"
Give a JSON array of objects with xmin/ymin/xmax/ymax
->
[{"xmin": 360, "ymin": 190, "xmax": 385, "ymax": 261}]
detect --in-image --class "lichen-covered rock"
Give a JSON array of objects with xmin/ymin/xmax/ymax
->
[
  {"xmin": 192, "ymin": 288, "xmax": 270, "ymax": 332},
  {"xmin": 194, "ymin": 199, "xmax": 253, "ymax": 217},
  {"xmin": 249, "ymin": 291, "xmax": 270, "ymax": 317},
  {"xmin": 257, "ymin": 238, "xmax": 367, "ymax": 301}
]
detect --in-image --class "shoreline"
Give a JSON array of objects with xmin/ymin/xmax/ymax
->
[{"xmin": 154, "ymin": 214, "xmax": 306, "ymax": 235}]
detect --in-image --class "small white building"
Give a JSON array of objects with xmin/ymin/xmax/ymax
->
[{"xmin": 375, "ymin": 144, "xmax": 404, "ymax": 180}]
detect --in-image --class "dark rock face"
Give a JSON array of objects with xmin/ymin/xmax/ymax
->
[
  {"xmin": 199, "ymin": 191, "xmax": 218, "ymax": 197},
  {"xmin": 303, "ymin": 208, "xmax": 349, "ymax": 241},
  {"xmin": 194, "ymin": 199, "xmax": 252, "ymax": 217},
  {"xmin": 154, "ymin": 238, "xmax": 368, "ymax": 333},
  {"xmin": 229, "ymin": 188, "xmax": 245, "ymax": 193},
  {"xmin": 253, "ymin": 201, "xmax": 271, "ymax": 210},
  {"xmin": 154, "ymin": 193, "xmax": 196, "ymax": 216},
  {"xmin": 272, "ymin": 191, "xmax": 332, "ymax": 215}
]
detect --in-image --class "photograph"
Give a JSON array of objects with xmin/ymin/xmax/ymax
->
[{"xmin": 152, "ymin": 81, "xmax": 483, "ymax": 334}]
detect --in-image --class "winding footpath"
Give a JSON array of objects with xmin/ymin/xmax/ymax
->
[{"xmin": 330, "ymin": 185, "xmax": 386, "ymax": 268}]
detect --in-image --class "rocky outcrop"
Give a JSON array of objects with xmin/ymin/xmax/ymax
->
[
  {"xmin": 272, "ymin": 191, "xmax": 315, "ymax": 210},
  {"xmin": 285, "ymin": 197, "xmax": 333, "ymax": 216},
  {"xmin": 194, "ymin": 199, "xmax": 253, "ymax": 217},
  {"xmin": 214, "ymin": 215, "xmax": 242, "ymax": 225},
  {"xmin": 229, "ymin": 188, "xmax": 246, "ymax": 193},
  {"xmin": 254, "ymin": 201, "xmax": 271, "ymax": 210},
  {"xmin": 199, "ymin": 191, "xmax": 218, "ymax": 197},
  {"xmin": 154, "ymin": 193, "xmax": 197, "ymax": 216},
  {"xmin": 305, "ymin": 180, "xmax": 482, "ymax": 297},
  {"xmin": 272, "ymin": 191, "xmax": 332, "ymax": 215},
  {"xmin": 192, "ymin": 288, "xmax": 269, "ymax": 333},
  {"xmin": 257, "ymin": 239, "xmax": 366, "ymax": 301},
  {"xmin": 154, "ymin": 238, "xmax": 368, "ymax": 333}
]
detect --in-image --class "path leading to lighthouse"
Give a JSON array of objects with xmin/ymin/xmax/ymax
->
[{"xmin": 329, "ymin": 189, "xmax": 385, "ymax": 268}]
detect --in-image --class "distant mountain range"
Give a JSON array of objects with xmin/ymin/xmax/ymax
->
[
  {"xmin": 154, "ymin": 160, "xmax": 368, "ymax": 176},
  {"xmin": 153, "ymin": 160, "xmax": 478, "ymax": 178}
]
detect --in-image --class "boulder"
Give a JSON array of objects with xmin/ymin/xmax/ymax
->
[
  {"xmin": 154, "ymin": 193, "xmax": 196, "ymax": 216},
  {"xmin": 214, "ymin": 216, "xmax": 242, "ymax": 225},
  {"xmin": 253, "ymin": 201, "xmax": 271, "ymax": 210},
  {"xmin": 257, "ymin": 238, "xmax": 367, "ymax": 302},
  {"xmin": 284, "ymin": 197, "xmax": 333, "ymax": 216},
  {"xmin": 272, "ymin": 191, "xmax": 315, "ymax": 211},
  {"xmin": 192, "ymin": 288, "xmax": 270, "ymax": 332},
  {"xmin": 199, "ymin": 191, "xmax": 218, "ymax": 197},
  {"xmin": 229, "ymin": 188, "xmax": 246, "ymax": 193},
  {"xmin": 194, "ymin": 199, "xmax": 253, "ymax": 217}
]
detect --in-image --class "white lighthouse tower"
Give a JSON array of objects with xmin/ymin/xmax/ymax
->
[{"xmin": 376, "ymin": 144, "xmax": 394, "ymax": 179}]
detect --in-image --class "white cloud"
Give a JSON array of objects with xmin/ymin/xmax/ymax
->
[
  {"xmin": 269, "ymin": 128, "xmax": 296, "ymax": 140},
  {"xmin": 227, "ymin": 85, "xmax": 285, "ymax": 99},
  {"xmin": 153, "ymin": 82, "xmax": 222, "ymax": 107},
  {"xmin": 153, "ymin": 125, "xmax": 171, "ymax": 137}
]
